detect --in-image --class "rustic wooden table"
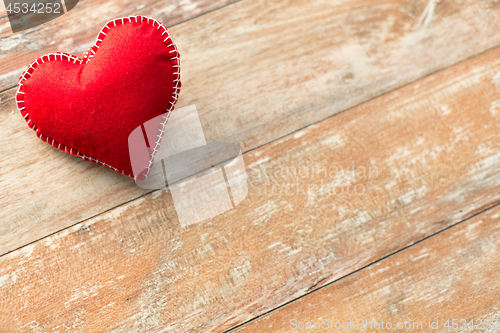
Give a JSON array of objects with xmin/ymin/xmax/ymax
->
[{"xmin": 1, "ymin": 0, "xmax": 500, "ymax": 332}]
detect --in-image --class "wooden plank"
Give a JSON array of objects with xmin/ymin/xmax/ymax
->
[
  {"xmin": 0, "ymin": 0, "xmax": 238, "ymax": 256},
  {"xmin": 232, "ymin": 204, "xmax": 500, "ymax": 333},
  {"xmin": 0, "ymin": 0, "xmax": 238, "ymax": 255},
  {"xmin": 2, "ymin": 0, "xmax": 500, "ymax": 256},
  {"xmin": 0, "ymin": 0, "xmax": 238, "ymax": 90},
  {"xmin": 176, "ymin": 0, "xmax": 500, "ymax": 152},
  {"xmin": 0, "ymin": 89, "xmax": 151, "ymax": 254},
  {"xmin": 3, "ymin": 43, "xmax": 500, "ymax": 332},
  {"xmin": 1, "ymin": 0, "xmax": 500, "ymax": 109},
  {"xmin": 2, "ymin": 0, "xmax": 500, "ymax": 97}
]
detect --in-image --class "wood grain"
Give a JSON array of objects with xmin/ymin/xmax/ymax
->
[
  {"xmin": 0, "ymin": 0, "xmax": 239, "ymax": 90},
  {"xmin": 3, "ymin": 43, "xmax": 500, "ymax": 332},
  {"xmin": 2, "ymin": 0, "xmax": 500, "ymax": 256},
  {"xmin": 0, "ymin": 0, "xmax": 238, "ymax": 256},
  {"xmin": 0, "ymin": 89, "xmax": 151, "ymax": 255},
  {"xmin": 175, "ymin": 0, "xmax": 500, "ymax": 152},
  {"xmin": 233, "ymin": 204, "xmax": 500, "ymax": 333}
]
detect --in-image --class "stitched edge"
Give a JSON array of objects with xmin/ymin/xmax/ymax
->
[{"xmin": 16, "ymin": 15, "xmax": 181, "ymax": 179}]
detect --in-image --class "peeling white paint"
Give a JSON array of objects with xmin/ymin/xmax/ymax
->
[
  {"xmin": 7, "ymin": 244, "xmax": 35, "ymax": 259},
  {"xmin": 409, "ymin": 207, "xmax": 422, "ymax": 215},
  {"xmin": 415, "ymin": 137, "xmax": 425, "ymax": 145},
  {"xmin": 353, "ymin": 210, "xmax": 372, "ymax": 225},
  {"xmin": 385, "ymin": 180, "xmax": 397, "ymax": 190},
  {"xmin": 452, "ymin": 126, "xmax": 470, "ymax": 142},
  {"xmin": 398, "ymin": 185, "xmax": 428, "ymax": 205},
  {"xmin": 268, "ymin": 241, "xmax": 283, "ymax": 249},
  {"xmin": 440, "ymin": 104, "xmax": 451, "ymax": 116},
  {"xmin": 0, "ymin": 274, "xmax": 9, "ymax": 287},
  {"xmin": 471, "ymin": 151, "xmax": 500, "ymax": 176},
  {"xmin": 492, "ymin": 71, "xmax": 500, "ymax": 87},
  {"xmin": 293, "ymin": 131, "xmax": 306, "ymax": 139},
  {"xmin": 320, "ymin": 134, "xmax": 344, "ymax": 147},
  {"xmin": 288, "ymin": 247, "xmax": 303, "ymax": 256},
  {"xmin": 410, "ymin": 252, "xmax": 429, "ymax": 261},
  {"xmin": 179, "ymin": 0, "xmax": 199, "ymax": 12},
  {"xmin": 151, "ymin": 189, "xmax": 165, "ymax": 200},
  {"xmin": 489, "ymin": 100, "xmax": 500, "ymax": 116},
  {"xmin": 464, "ymin": 219, "xmax": 482, "ymax": 238},
  {"xmin": 248, "ymin": 157, "xmax": 270, "ymax": 169},
  {"xmin": 475, "ymin": 143, "xmax": 495, "ymax": 157},
  {"xmin": 417, "ymin": 0, "xmax": 439, "ymax": 27},
  {"xmin": 229, "ymin": 258, "xmax": 251, "ymax": 286}
]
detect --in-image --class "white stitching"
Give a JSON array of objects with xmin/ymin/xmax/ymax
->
[{"xmin": 15, "ymin": 16, "xmax": 181, "ymax": 180}]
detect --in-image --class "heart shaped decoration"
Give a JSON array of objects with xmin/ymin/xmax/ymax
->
[{"xmin": 16, "ymin": 16, "xmax": 181, "ymax": 179}]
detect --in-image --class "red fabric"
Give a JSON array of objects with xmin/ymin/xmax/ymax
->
[{"xmin": 16, "ymin": 16, "xmax": 181, "ymax": 178}]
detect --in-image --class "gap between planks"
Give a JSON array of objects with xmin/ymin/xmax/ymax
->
[
  {"xmin": 3, "ymin": 0, "xmax": 500, "ymax": 257},
  {"xmin": 231, "ymin": 200, "xmax": 500, "ymax": 333},
  {"xmin": 1, "ymin": 41, "xmax": 500, "ymax": 260},
  {"xmin": 2, "ymin": 39, "xmax": 500, "ymax": 332}
]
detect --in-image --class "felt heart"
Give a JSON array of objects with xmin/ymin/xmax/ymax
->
[{"xmin": 16, "ymin": 16, "xmax": 181, "ymax": 179}]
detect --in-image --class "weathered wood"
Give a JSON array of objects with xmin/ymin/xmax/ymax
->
[
  {"xmin": 0, "ymin": 0, "xmax": 238, "ymax": 90},
  {"xmin": 2, "ymin": 43, "xmax": 500, "ymax": 331},
  {"xmin": 0, "ymin": 0, "xmax": 237, "ymax": 256},
  {"xmin": 2, "ymin": 0, "xmax": 500, "ymax": 98},
  {"xmin": 176, "ymin": 0, "xmax": 500, "ymax": 152},
  {"xmin": 233, "ymin": 203, "xmax": 500, "ymax": 333},
  {"xmin": 2, "ymin": 0, "xmax": 500, "ymax": 256},
  {"xmin": 0, "ymin": 89, "xmax": 151, "ymax": 255}
]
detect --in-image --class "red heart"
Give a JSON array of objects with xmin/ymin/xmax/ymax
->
[{"xmin": 16, "ymin": 16, "xmax": 181, "ymax": 179}]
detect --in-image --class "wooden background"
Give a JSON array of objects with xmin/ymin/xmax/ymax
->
[{"xmin": 1, "ymin": 0, "xmax": 500, "ymax": 331}]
